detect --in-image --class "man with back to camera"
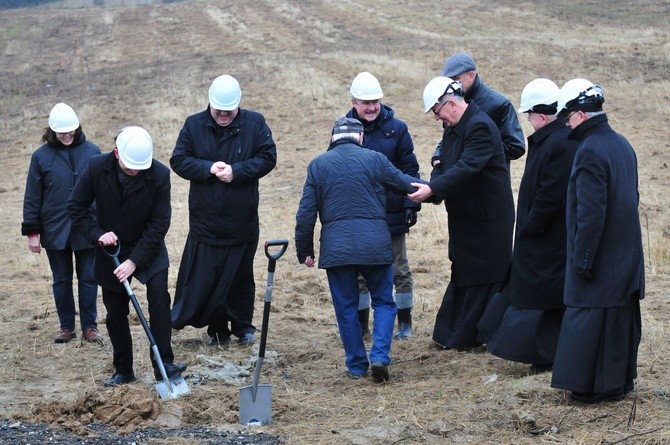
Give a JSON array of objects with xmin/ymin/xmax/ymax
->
[
  {"xmin": 431, "ymin": 53, "xmax": 525, "ymax": 170},
  {"xmin": 409, "ymin": 77, "xmax": 514, "ymax": 351},
  {"xmin": 550, "ymin": 78, "xmax": 644, "ymax": 403},
  {"xmin": 295, "ymin": 117, "xmax": 423, "ymax": 383},
  {"xmin": 346, "ymin": 71, "xmax": 421, "ymax": 340},
  {"xmin": 68, "ymin": 126, "xmax": 186, "ymax": 387},
  {"xmin": 478, "ymin": 79, "xmax": 577, "ymax": 373},
  {"xmin": 170, "ymin": 74, "xmax": 277, "ymax": 347}
]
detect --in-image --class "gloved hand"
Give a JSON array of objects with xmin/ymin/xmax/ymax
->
[
  {"xmin": 405, "ymin": 208, "xmax": 417, "ymax": 227},
  {"xmin": 576, "ymin": 267, "xmax": 593, "ymax": 281}
]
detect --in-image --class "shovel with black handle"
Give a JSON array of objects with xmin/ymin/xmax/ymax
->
[
  {"xmin": 101, "ymin": 242, "xmax": 190, "ymax": 400},
  {"xmin": 239, "ymin": 238, "xmax": 289, "ymax": 426}
]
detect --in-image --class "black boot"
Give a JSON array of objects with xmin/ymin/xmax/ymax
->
[
  {"xmin": 358, "ymin": 308, "xmax": 370, "ymax": 338},
  {"xmin": 394, "ymin": 308, "xmax": 413, "ymax": 340}
]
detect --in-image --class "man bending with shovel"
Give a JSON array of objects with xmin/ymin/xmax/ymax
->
[
  {"xmin": 295, "ymin": 117, "xmax": 422, "ymax": 382},
  {"xmin": 68, "ymin": 126, "xmax": 186, "ymax": 388}
]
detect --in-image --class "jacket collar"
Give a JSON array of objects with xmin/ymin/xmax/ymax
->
[
  {"xmin": 569, "ymin": 113, "xmax": 609, "ymax": 142},
  {"xmin": 528, "ymin": 117, "xmax": 566, "ymax": 146}
]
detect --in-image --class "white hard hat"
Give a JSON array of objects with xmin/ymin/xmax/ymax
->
[
  {"xmin": 519, "ymin": 78, "xmax": 560, "ymax": 113},
  {"xmin": 350, "ymin": 72, "xmax": 384, "ymax": 101},
  {"xmin": 115, "ymin": 126, "xmax": 153, "ymax": 170},
  {"xmin": 48, "ymin": 103, "xmax": 80, "ymax": 133},
  {"xmin": 556, "ymin": 78, "xmax": 604, "ymax": 118},
  {"xmin": 422, "ymin": 76, "xmax": 463, "ymax": 113},
  {"xmin": 209, "ymin": 75, "xmax": 242, "ymax": 111}
]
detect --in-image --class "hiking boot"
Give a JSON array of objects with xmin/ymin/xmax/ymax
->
[
  {"xmin": 370, "ymin": 362, "xmax": 389, "ymax": 383},
  {"xmin": 83, "ymin": 328, "xmax": 103, "ymax": 343},
  {"xmin": 54, "ymin": 329, "xmax": 76, "ymax": 343},
  {"xmin": 393, "ymin": 308, "xmax": 413, "ymax": 340},
  {"xmin": 103, "ymin": 372, "xmax": 136, "ymax": 387}
]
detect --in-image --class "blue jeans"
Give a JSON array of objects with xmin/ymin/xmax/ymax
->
[
  {"xmin": 46, "ymin": 248, "xmax": 98, "ymax": 331},
  {"xmin": 327, "ymin": 265, "xmax": 397, "ymax": 376}
]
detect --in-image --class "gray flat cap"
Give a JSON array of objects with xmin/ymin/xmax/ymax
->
[
  {"xmin": 440, "ymin": 53, "xmax": 477, "ymax": 78},
  {"xmin": 332, "ymin": 117, "xmax": 364, "ymax": 135}
]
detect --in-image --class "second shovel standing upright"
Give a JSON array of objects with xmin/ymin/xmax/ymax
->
[{"xmin": 239, "ymin": 238, "xmax": 289, "ymax": 426}]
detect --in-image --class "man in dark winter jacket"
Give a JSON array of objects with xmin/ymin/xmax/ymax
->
[
  {"xmin": 551, "ymin": 79, "xmax": 644, "ymax": 404},
  {"xmin": 411, "ymin": 77, "xmax": 514, "ymax": 351},
  {"xmin": 68, "ymin": 126, "xmax": 186, "ymax": 387},
  {"xmin": 295, "ymin": 117, "xmax": 422, "ymax": 383},
  {"xmin": 170, "ymin": 75, "xmax": 277, "ymax": 347},
  {"xmin": 432, "ymin": 53, "xmax": 525, "ymax": 169},
  {"xmin": 346, "ymin": 72, "xmax": 421, "ymax": 340},
  {"xmin": 479, "ymin": 79, "xmax": 577, "ymax": 373}
]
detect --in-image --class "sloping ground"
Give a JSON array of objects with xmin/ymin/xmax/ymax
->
[{"xmin": 0, "ymin": 1, "xmax": 669, "ymax": 444}]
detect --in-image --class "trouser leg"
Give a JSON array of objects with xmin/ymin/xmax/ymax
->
[
  {"xmin": 46, "ymin": 248, "xmax": 76, "ymax": 331},
  {"xmin": 74, "ymin": 248, "xmax": 98, "ymax": 330},
  {"xmin": 102, "ymin": 287, "xmax": 133, "ymax": 375},
  {"xmin": 327, "ymin": 266, "xmax": 369, "ymax": 376}
]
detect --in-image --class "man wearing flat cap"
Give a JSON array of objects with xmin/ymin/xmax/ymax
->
[
  {"xmin": 295, "ymin": 117, "xmax": 423, "ymax": 384},
  {"xmin": 432, "ymin": 53, "xmax": 526, "ymax": 169}
]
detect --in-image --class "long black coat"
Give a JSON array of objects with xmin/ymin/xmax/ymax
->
[
  {"xmin": 68, "ymin": 152, "xmax": 171, "ymax": 291},
  {"xmin": 22, "ymin": 133, "xmax": 100, "ymax": 250},
  {"xmin": 564, "ymin": 114, "xmax": 644, "ymax": 308},
  {"xmin": 430, "ymin": 102, "xmax": 514, "ymax": 287},
  {"xmin": 508, "ymin": 119, "xmax": 577, "ymax": 309},
  {"xmin": 170, "ymin": 107, "xmax": 277, "ymax": 246}
]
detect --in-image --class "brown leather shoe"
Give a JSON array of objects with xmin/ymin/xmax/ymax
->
[
  {"xmin": 83, "ymin": 328, "xmax": 103, "ymax": 343},
  {"xmin": 54, "ymin": 329, "xmax": 76, "ymax": 343}
]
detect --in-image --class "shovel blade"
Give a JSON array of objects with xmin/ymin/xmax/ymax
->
[
  {"xmin": 239, "ymin": 384, "xmax": 272, "ymax": 425},
  {"xmin": 156, "ymin": 375, "xmax": 191, "ymax": 400}
]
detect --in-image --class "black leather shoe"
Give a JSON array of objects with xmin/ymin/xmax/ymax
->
[
  {"xmin": 104, "ymin": 372, "xmax": 136, "ymax": 387},
  {"xmin": 155, "ymin": 363, "xmax": 187, "ymax": 381},
  {"xmin": 570, "ymin": 388, "xmax": 626, "ymax": 404},
  {"xmin": 207, "ymin": 333, "xmax": 231, "ymax": 346},
  {"xmin": 237, "ymin": 332, "xmax": 256, "ymax": 346}
]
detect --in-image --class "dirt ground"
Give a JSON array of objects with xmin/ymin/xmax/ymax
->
[{"xmin": 1, "ymin": 1, "xmax": 669, "ymax": 444}]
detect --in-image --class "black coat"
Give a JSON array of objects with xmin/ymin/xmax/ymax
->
[
  {"xmin": 508, "ymin": 119, "xmax": 577, "ymax": 309},
  {"xmin": 170, "ymin": 107, "xmax": 277, "ymax": 246},
  {"xmin": 22, "ymin": 133, "xmax": 100, "ymax": 250},
  {"xmin": 430, "ymin": 102, "xmax": 514, "ymax": 286},
  {"xmin": 564, "ymin": 114, "xmax": 644, "ymax": 308},
  {"xmin": 465, "ymin": 75, "xmax": 526, "ymax": 161},
  {"xmin": 68, "ymin": 152, "xmax": 171, "ymax": 291}
]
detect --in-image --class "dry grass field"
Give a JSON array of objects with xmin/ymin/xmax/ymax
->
[{"xmin": 1, "ymin": 0, "xmax": 669, "ymax": 443}]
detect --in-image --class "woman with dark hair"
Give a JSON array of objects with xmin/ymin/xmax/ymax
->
[{"xmin": 22, "ymin": 103, "xmax": 102, "ymax": 344}]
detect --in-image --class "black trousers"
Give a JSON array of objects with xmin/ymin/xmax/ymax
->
[{"xmin": 102, "ymin": 269, "xmax": 173, "ymax": 375}]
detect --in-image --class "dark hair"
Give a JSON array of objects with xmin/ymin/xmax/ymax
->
[{"xmin": 42, "ymin": 125, "xmax": 82, "ymax": 146}]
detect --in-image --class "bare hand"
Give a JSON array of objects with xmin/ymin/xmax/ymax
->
[
  {"xmin": 28, "ymin": 235, "xmax": 41, "ymax": 254},
  {"xmin": 304, "ymin": 256, "xmax": 315, "ymax": 267},
  {"xmin": 114, "ymin": 258, "xmax": 137, "ymax": 283},
  {"xmin": 98, "ymin": 231, "xmax": 118, "ymax": 246},
  {"xmin": 215, "ymin": 163, "xmax": 234, "ymax": 183},
  {"xmin": 408, "ymin": 182, "xmax": 434, "ymax": 203}
]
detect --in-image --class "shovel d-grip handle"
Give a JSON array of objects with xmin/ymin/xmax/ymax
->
[{"xmin": 264, "ymin": 239, "xmax": 288, "ymax": 272}]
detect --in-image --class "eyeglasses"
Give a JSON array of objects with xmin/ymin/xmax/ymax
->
[
  {"xmin": 432, "ymin": 100, "xmax": 447, "ymax": 116},
  {"xmin": 565, "ymin": 111, "xmax": 578, "ymax": 121}
]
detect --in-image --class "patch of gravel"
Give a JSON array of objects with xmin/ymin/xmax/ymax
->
[{"xmin": 0, "ymin": 419, "xmax": 281, "ymax": 444}]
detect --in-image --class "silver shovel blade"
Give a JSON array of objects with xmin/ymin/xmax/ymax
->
[
  {"xmin": 239, "ymin": 384, "xmax": 272, "ymax": 425},
  {"xmin": 156, "ymin": 375, "xmax": 191, "ymax": 400}
]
